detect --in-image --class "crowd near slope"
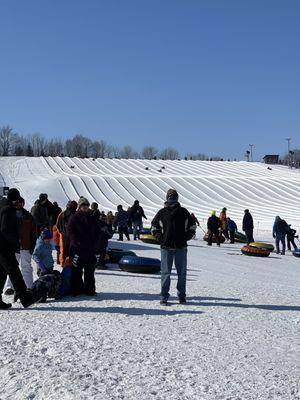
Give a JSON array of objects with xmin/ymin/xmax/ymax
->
[{"xmin": 0, "ymin": 156, "xmax": 299, "ymax": 231}]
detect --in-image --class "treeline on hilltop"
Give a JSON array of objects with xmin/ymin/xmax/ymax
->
[{"xmin": 0, "ymin": 125, "xmax": 224, "ymax": 160}]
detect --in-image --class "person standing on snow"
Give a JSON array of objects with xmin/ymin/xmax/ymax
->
[
  {"xmin": 68, "ymin": 198, "xmax": 100, "ymax": 296},
  {"xmin": 56, "ymin": 200, "xmax": 78, "ymax": 265},
  {"xmin": 273, "ymin": 216, "xmax": 289, "ymax": 255},
  {"xmin": 114, "ymin": 205, "xmax": 130, "ymax": 241},
  {"xmin": 207, "ymin": 211, "xmax": 222, "ymax": 246},
  {"xmin": 219, "ymin": 208, "xmax": 229, "ymax": 240},
  {"xmin": 286, "ymin": 225, "xmax": 298, "ymax": 251},
  {"xmin": 227, "ymin": 217, "xmax": 238, "ymax": 244},
  {"xmin": 242, "ymin": 209, "xmax": 254, "ymax": 244},
  {"xmin": 0, "ymin": 188, "xmax": 36, "ymax": 308},
  {"xmin": 32, "ymin": 229, "xmax": 54, "ymax": 276},
  {"xmin": 151, "ymin": 189, "xmax": 196, "ymax": 305},
  {"xmin": 130, "ymin": 200, "xmax": 147, "ymax": 240},
  {"xmin": 4, "ymin": 197, "xmax": 37, "ymax": 295}
]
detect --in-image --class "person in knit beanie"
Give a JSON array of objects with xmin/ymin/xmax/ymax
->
[{"xmin": 151, "ymin": 188, "xmax": 196, "ymax": 305}]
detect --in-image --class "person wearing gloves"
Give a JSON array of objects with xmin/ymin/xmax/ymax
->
[
  {"xmin": 32, "ymin": 229, "xmax": 54, "ymax": 276},
  {"xmin": 67, "ymin": 198, "xmax": 100, "ymax": 296},
  {"xmin": 151, "ymin": 189, "xmax": 196, "ymax": 305}
]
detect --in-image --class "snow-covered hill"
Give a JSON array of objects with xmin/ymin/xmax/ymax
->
[{"xmin": 1, "ymin": 157, "xmax": 299, "ymax": 230}]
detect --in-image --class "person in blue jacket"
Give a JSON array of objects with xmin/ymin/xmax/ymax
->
[
  {"xmin": 227, "ymin": 217, "xmax": 237, "ymax": 244},
  {"xmin": 272, "ymin": 216, "xmax": 289, "ymax": 255},
  {"xmin": 32, "ymin": 229, "xmax": 54, "ymax": 276}
]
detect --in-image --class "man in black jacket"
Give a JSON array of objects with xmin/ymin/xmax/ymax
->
[
  {"xmin": 130, "ymin": 200, "xmax": 147, "ymax": 240},
  {"xmin": 151, "ymin": 189, "xmax": 196, "ymax": 305},
  {"xmin": 0, "ymin": 188, "xmax": 35, "ymax": 308},
  {"xmin": 207, "ymin": 211, "xmax": 222, "ymax": 246},
  {"xmin": 242, "ymin": 209, "xmax": 254, "ymax": 244}
]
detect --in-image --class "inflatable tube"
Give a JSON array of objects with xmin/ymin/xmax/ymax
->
[
  {"xmin": 292, "ymin": 249, "xmax": 300, "ymax": 258},
  {"xmin": 140, "ymin": 234, "xmax": 159, "ymax": 245},
  {"xmin": 234, "ymin": 231, "xmax": 248, "ymax": 243},
  {"xmin": 140, "ymin": 228, "xmax": 151, "ymax": 235},
  {"xmin": 249, "ymin": 242, "xmax": 274, "ymax": 252},
  {"xmin": 107, "ymin": 248, "xmax": 136, "ymax": 263},
  {"xmin": 203, "ymin": 233, "xmax": 225, "ymax": 244},
  {"xmin": 241, "ymin": 245, "xmax": 270, "ymax": 257},
  {"xmin": 119, "ymin": 256, "xmax": 161, "ymax": 274}
]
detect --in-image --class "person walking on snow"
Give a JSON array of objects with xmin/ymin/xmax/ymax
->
[
  {"xmin": 114, "ymin": 205, "xmax": 130, "ymax": 241},
  {"xmin": 0, "ymin": 188, "xmax": 36, "ymax": 308},
  {"xmin": 151, "ymin": 189, "xmax": 196, "ymax": 305},
  {"xmin": 5, "ymin": 197, "xmax": 37, "ymax": 295},
  {"xmin": 273, "ymin": 216, "xmax": 289, "ymax": 255},
  {"xmin": 242, "ymin": 209, "xmax": 254, "ymax": 244}
]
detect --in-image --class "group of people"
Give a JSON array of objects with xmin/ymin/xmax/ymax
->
[{"xmin": 0, "ymin": 187, "xmax": 298, "ymax": 309}]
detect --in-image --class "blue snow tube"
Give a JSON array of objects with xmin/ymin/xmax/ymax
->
[
  {"xmin": 292, "ymin": 249, "xmax": 300, "ymax": 258},
  {"xmin": 140, "ymin": 228, "xmax": 151, "ymax": 234},
  {"xmin": 119, "ymin": 256, "xmax": 161, "ymax": 274}
]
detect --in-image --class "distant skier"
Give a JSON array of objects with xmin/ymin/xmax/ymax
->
[
  {"xmin": 273, "ymin": 216, "xmax": 289, "ymax": 255},
  {"xmin": 242, "ymin": 209, "xmax": 254, "ymax": 244},
  {"xmin": 207, "ymin": 211, "xmax": 222, "ymax": 246},
  {"xmin": 227, "ymin": 217, "xmax": 238, "ymax": 244}
]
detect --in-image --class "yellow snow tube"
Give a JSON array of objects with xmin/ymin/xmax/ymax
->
[
  {"xmin": 140, "ymin": 234, "xmax": 159, "ymax": 245},
  {"xmin": 249, "ymin": 242, "xmax": 274, "ymax": 252}
]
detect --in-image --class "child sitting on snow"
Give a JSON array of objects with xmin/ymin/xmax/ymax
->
[
  {"xmin": 31, "ymin": 270, "xmax": 62, "ymax": 302},
  {"xmin": 32, "ymin": 229, "xmax": 54, "ymax": 276}
]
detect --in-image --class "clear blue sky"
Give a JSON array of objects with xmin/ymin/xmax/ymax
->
[{"xmin": 1, "ymin": 0, "xmax": 299, "ymax": 160}]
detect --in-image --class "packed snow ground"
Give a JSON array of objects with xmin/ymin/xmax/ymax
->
[{"xmin": 1, "ymin": 235, "xmax": 299, "ymax": 400}]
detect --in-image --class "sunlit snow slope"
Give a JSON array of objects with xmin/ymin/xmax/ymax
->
[{"xmin": 0, "ymin": 157, "xmax": 299, "ymax": 230}]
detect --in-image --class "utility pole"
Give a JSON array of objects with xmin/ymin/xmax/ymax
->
[
  {"xmin": 285, "ymin": 138, "xmax": 291, "ymax": 167},
  {"xmin": 249, "ymin": 144, "xmax": 254, "ymax": 162}
]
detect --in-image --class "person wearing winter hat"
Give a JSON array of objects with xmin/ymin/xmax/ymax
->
[
  {"xmin": 67, "ymin": 197, "xmax": 101, "ymax": 296},
  {"xmin": 0, "ymin": 188, "xmax": 36, "ymax": 308},
  {"xmin": 32, "ymin": 229, "xmax": 54, "ymax": 276},
  {"xmin": 56, "ymin": 200, "xmax": 78, "ymax": 265},
  {"xmin": 129, "ymin": 200, "xmax": 147, "ymax": 240},
  {"xmin": 242, "ymin": 209, "xmax": 254, "ymax": 244},
  {"xmin": 4, "ymin": 197, "xmax": 36, "ymax": 295},
  {"xmin": 114, "ymin": 205, "xmax": 130, "ymax": 241},
  {"xmin": 207, "ymin": 211, "xmax": 222, "ymax": 246},
  {"xmin": 151, "ymin": 189, "xmax": 196, "ymax": 305}
]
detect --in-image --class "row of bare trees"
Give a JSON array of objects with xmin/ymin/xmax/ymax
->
[{"xmin": 0, "ymin": 125, "xmax": 221, "ymax": 160}]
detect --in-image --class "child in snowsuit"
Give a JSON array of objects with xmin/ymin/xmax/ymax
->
[
  {"xmin": 32, "ymin": 229, "xmax": 54, "ymax": 276},
  {"xmin": 31, "ymin": 270, "xmax": 62, "ymax": 302}
]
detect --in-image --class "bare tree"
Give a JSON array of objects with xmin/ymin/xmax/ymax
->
[
  {"xmin": 141, "ymin": 146, "xmax": 159, "ymax": 159},
  {"xmin": 159, "ymin": 147, "xmax": 180, "ymax": 160},
  {"xmin": 0, "ymin": 126, "xmax": 14, "ymax": 156},
  {"xmin": 120, "ymin": 145, "xmax": 139, "ymax": 159}
]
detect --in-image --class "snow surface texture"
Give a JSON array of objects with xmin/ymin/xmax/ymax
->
[
  {"xmin": 1, "ymin": 238, "xmax": 300, "ymax": 400},
  {"xmin": 0, "ymin": 156, "xmax": 300, "ymax": 230}
]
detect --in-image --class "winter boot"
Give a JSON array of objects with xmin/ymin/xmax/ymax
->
[{"xmin": 0, "ymin": 296, "xmax": 12, "ymax": 309}]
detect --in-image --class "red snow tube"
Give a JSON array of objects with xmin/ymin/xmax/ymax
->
[
  {"xmin": 203, "ymin": 233, "xmax": 225, "ymax": 244},
  {"xmin": 241, "ymin": 245, "xmax": 270, "ymax": 257}
]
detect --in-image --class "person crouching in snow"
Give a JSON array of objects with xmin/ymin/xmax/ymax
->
[
  {"xmin": 227, "ymin": 217, "xmax": 237, "ymax": 244},
  {"xmin": 67, "ymin": 198, "xmax": 100, "ymax": 296},
  {"xmin": 32, "ymin": 229, "xmax": 54, "ymax": 276},
  {"xmin": 31, "ymin": 270, "xmax": 62, "ymax": 303}
]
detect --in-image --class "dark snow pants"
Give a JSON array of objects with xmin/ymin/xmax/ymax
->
[
  {"xmin": 0, "ymin": 250, "xmax": 27, "ymax": 297},
  {"xmin": 229, "ymin": 230, "xmax": 235, "ymax": 243},
  {"xmin": 71, "ymin": 260, "xmax": 96, "ymax": 295},
  {"xmin": 207, "ymin": 231, "xmax": 220, "ymax": 246},
  {"xmin": 244, "ymin": 229, "xmax": 254, "ymax": 244},
  {"xmin": 118, "ymin": 226, "xmax": 130, "ymax": 241}
]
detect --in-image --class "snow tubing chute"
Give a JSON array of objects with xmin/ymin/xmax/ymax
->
[
  {"xmin": 249, "ymin": 242, "xmax": 274, "ymax": 252},
  {"xmin": 234, "ymin": 231, "xmax": 248, "ymax": 243},
  {"xmin": 292, "ymin": 249, "xmax": 300, "ymax": 258},
  {"xmin": 241, "ymin": 245, "xmax": 270, "ymax": 257},
  {"xmin": 119, "ymin": 256, "xmax": 161, "ymax": 274},
  {"xmin": 107, "ymin": 248, "xmax": 136, "ymax": 263},
  {"xmin": 203, "ymin": 233, "xmax": 225, "ymax": 243},
  {"xmin": 140, "ymin": 234, "xmax": 159, "ymax": 245}
]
